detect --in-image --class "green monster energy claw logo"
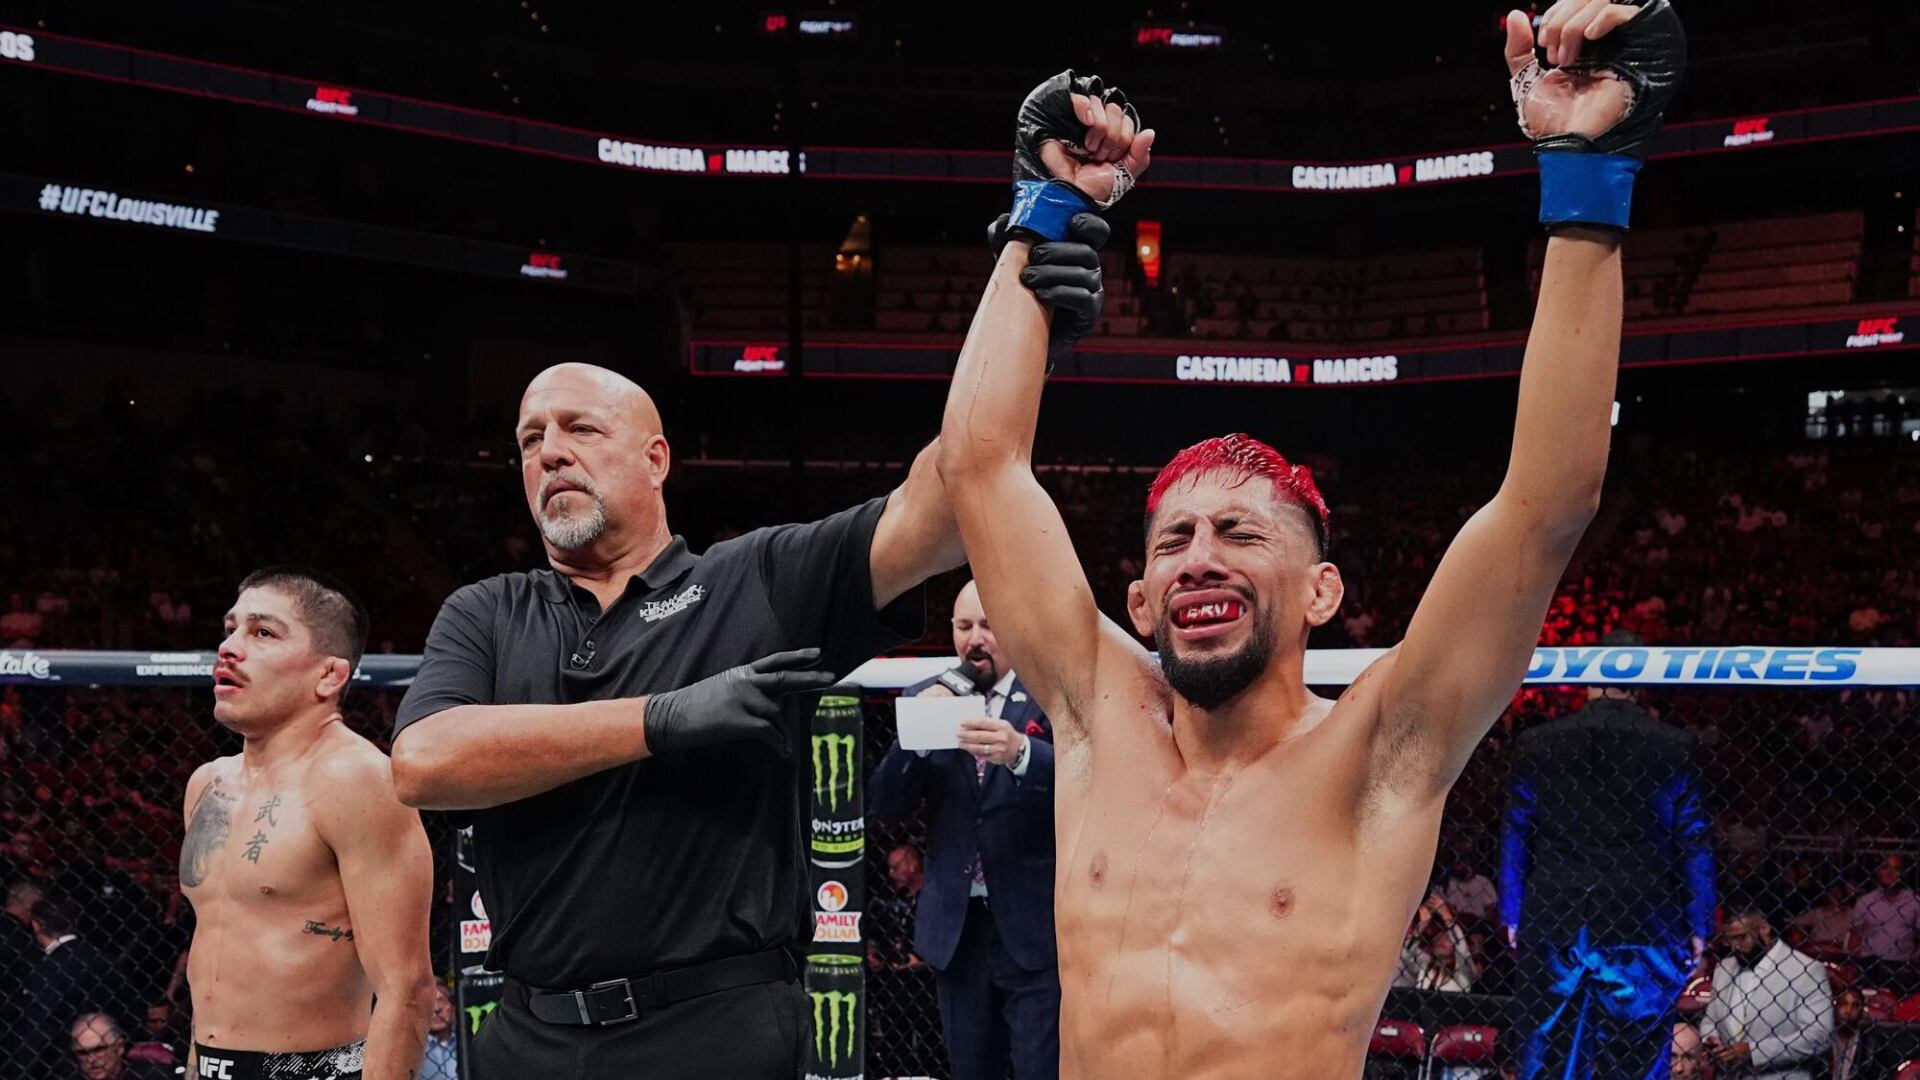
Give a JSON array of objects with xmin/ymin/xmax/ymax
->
[
  {"xmin": 809, "ymin": 989, "xmax": 858, "ymax": 1067},
  {"xmin": 811, "ymin": 733, "xmax": 856, "ymax": 811},
  {"xmin": 464, "ymin": 1000, "xmax": 498, "ymax": 1035}
]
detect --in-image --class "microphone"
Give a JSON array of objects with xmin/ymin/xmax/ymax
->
[{"xmin": 569, "ymin": 639, "xmax": 596, "ymax": 670}]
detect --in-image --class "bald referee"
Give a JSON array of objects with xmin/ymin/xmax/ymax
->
[{"xmin": 388, "ymin": 360, "xmax": 1091, "ymax": 1069}]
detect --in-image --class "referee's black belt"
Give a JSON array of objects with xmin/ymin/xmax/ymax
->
[{"xmin": 525, "ymin": 947, "xmax": 799, "ymax": 1027}]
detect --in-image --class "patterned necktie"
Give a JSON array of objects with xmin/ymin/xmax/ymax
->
[
  {"xmin": 969, "ymin": 690, "xmax": 1000, "ymax": 893},
  {"xmin": 974, "ymin": 690, "xmax": 999, "ymax": 782}
]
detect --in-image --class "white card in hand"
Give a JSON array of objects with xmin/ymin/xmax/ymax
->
[{"xmin": 895, "ymin": 694, "xmax": 986, "ymax": 751}]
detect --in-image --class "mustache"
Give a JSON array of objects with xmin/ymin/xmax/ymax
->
[{"xmin": 539, "ymin": 472, "xmax": 600, "ymax": 504}]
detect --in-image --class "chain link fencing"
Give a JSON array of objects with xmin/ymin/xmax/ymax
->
[{"xmin": 2, "ymin": 650, "xmax": 1916, "ymax": 1079}]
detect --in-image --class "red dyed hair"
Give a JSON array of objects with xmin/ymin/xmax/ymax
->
[{"xmin": 1144, "ymin": 433, "xmax": 1331, "ymax": 557}]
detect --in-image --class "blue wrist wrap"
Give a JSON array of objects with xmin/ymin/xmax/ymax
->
[
  {"xmin": 1538, "ymin": 152, "xmax": 1641, "ymax": 232},
  {"xmin": 1009, "ymin": 180, "xmax": 1094, "ymax": 242}
]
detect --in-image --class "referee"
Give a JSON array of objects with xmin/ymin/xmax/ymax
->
[{"xmin": 388, "ymin": 362, "xmax": 965, "ymax": 1078}]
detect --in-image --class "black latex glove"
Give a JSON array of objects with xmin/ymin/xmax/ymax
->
[
  {"xmin": 987, "ymin": 211, "xmax": 1111, "ymax": 365},
  {"xmin": 642, "ymin": 648, "xmax": 838, "ymax": 756}
]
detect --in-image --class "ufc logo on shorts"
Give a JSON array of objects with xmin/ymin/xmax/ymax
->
[{"xmin": 198, "ymin": 1058, "xmax": 235, "ymax": 1079}]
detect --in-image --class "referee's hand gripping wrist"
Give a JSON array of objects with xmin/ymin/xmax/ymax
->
[{"xmin": 642, "ymin": 648, "xmax": 838, "ymax": 757}]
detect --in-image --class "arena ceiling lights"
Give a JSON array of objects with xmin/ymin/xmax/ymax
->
[{"xmin": 6, "ymin": 25, "xmax": 1920, "ymax": 193}]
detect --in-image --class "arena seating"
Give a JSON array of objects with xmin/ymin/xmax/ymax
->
[
  {"xmin": 1151, "ymin": 247, "xmax": 1487, "ymax": 341},
  {"xmin": 672, "ymin": 242, "xmax": 837, "ymax": 332},
  {"xmin": 1910, "ymin": 205, "xmax": 1920, "ymax": 299},
  {"xmin": 871, "ymin": 245, "xmax": 1135, "ymax": 335},
  {"xmin": 676, "ymin": 240, "xmax": 1487, "ymax": 342},
  {"xmin": 1534, "ymin": 210, "xmax": 1865, "ymax": 320},
  {"xmin": 681, "ymin": 210, "xmax": 1873, "ymax": 349}
]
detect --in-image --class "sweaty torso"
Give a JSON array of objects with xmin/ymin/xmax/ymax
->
[
  {"xmin": 1055, "ymin": 657, "xmax": 1442, "ymax": 1080},
  {"xmin": 182, "ymin": 731, "xmax": 370, "ymax": 1052}
]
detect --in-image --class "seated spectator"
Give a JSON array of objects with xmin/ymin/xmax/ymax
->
[
  {"xmin": 1828, "ymin": 986, "xmax": 1878, "ymax": 1080},
  {"xmin": 419, "ymin": 981, "xmax": 457, "ymax": 1080},
  {"xmin": 1771, "ymin": 857, "xmax": 1823, "ymax": 921},
  {"xmin": 871, "ymin": 844, "xmax": 926, "ymax": 969},
  {"xmin": 1670, "ymin": 1021, "xmax": 1707, "ymax": 1078},
  {"xmin": 1, "ymin": 593, "xmax": 45, "ymax": 646},
  {"xmin": 1698, "ymin": 906, "xmax": 1833, "ymax": 1079},
  {"xmin": 131, "ymin": 1002, "xmax": 185, "ymax": 1066},
  {"xmin": 1786, "ymin": 882, "xmax": 1853, "ymax": 955},
  {"xmin": 1394, "ymin": 896, "xmax": 1475, "ymax": 993},
  {"xmin": 1849, "ymin": 855, "xmax": 1920, "ymax": 985},
  {"xmin": 1441, "ymin": 857, "xmax": 1498, "ymax": 923},
  {"xmin": 69, "ymin": 1013, "xmax": 172, "ymax": 1080}
]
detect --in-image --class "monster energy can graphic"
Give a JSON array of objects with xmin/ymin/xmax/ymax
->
[
  {"xmin": 809, "ymin": 694, "xmax": 864, "ymax": 869},
  {"xmin": 454, "ymin": 970, "xmax": 504, "ymax": 1080},
  {"xmin": 805, "ymin": 952, "xmax": 865, "ymax": 1080},
  {"xmin": 805, "ymin": 693, "xmax": 865, "ymax": 1078}
]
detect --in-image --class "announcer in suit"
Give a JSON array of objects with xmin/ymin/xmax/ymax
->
[
  {"xmin": 871, "ymin": 579, "xmax": 1058, "ymax": 1080},
  {"xmin": 1501, "ymin": 634, "xmax": 1715, "ymax": 1080}
]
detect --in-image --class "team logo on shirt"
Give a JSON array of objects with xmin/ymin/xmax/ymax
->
[{"xmin": 637, "ymin": 584, "xmax": 706, "ymax": 623}]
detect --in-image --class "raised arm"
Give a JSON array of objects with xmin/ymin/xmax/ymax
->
[
  {"xmin": 938, "ymin": 245, "xmax": 1106, "ymax": 733},
  {"xmin": 1372, "ymin": 1, "xmax": 1685, "ymax": 801},
  {"xmin": 869, "ymin": 442, "xmax": 968, "ymax": 608},
  {"xmin": 937, "ymin": 73, "xmax": 1154, "ymax": 739},
  {"xmin": 314, "ymin": 749, "xmax": 435, "ymax": 1080}
]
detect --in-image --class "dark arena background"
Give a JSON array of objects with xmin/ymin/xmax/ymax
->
[{"xmin": 2, "ymin": 2, "xmax": 1918, "ymax": 1078}]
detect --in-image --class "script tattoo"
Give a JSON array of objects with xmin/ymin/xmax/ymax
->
[
  {"xmin": 179, "ymin": 779, "xmax": 237, "ymax": 887},
  {"xmin": 254, "ymin": 794, "xmax": 281, "ymax": 827},
  {"xmin": 242, "ymin": 831, "xmax": 269, "ymax": 863},
  {"xmin": 302, "ymin": 920, "xmax": 355, "ymax": 943}
]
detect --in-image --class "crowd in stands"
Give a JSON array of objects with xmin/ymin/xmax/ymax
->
[{"xmin": 1, "ymin": 378, "xmax": 1915, "ymax": 1077}]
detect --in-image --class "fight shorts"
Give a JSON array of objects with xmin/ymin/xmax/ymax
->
[{"xmin": 192, "ymin": 1041, "xmax": 365, "ymax": 1080}]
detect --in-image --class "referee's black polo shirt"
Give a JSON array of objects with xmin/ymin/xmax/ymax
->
[{"xmin": 393, "ymin": 496, "xmax": 919, "ymax": 988}]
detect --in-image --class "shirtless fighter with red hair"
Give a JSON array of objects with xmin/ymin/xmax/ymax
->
[{"xmin": 935, "ymin": 1, "xmax": 1686, "ymax": 1074}]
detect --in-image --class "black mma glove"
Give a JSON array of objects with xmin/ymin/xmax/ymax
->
[
  {"xmin": 1007, "ymin": 69, "xmax": 1145, "ymax": 241},
  {"xmin": 987, "ymin": 211, "xmax": 1111, "ymax": 365},
  {"xmin": 1508, "ymin": 0, "xmax": 1686, "ymax": 232},
  {"xmin": 642, "ymin": 648, "xmax": 838, "ymax": 756}
]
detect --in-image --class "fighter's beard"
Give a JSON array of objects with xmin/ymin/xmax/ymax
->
[{"xmin": 1153, "ymin": 607, "xmax": 1277, "ymax": 711}]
